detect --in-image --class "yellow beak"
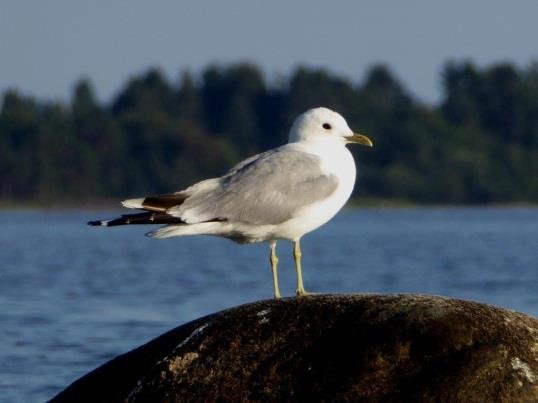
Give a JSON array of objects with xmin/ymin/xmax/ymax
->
[{"xmin": 345, "ymin": 133, "xmax": 373, "ymax": 147}]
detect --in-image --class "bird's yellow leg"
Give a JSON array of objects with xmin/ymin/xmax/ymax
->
[
  {"xmin": 293, "ymin": 239, "xmax": 309, "ymax": 296},
  {"xmin": 269, "ymin": 241, "xmax": 281, "ymax": 299}
]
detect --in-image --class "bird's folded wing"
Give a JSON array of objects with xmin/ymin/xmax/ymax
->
[{"xmin": 168, "ymin": 147, "xmax": 339, "ymax": 225}]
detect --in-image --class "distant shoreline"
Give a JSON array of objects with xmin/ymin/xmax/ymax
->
[{"xmin": 1, "ymin": 198, "xmax": 536, "ymax": 211}]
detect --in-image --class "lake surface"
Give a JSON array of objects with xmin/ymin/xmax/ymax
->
[{"xmin": 1, "ymin": 207, "xmax": 537, "ymax": 402}]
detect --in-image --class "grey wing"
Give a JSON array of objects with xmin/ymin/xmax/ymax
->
[{"xmin": 174, "ymin": 146, "xmax": 339, "ymax": 225}]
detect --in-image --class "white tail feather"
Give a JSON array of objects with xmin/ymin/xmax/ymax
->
[
  {"xmin": 121, "ymin": 198, "xmax": 145, "ymax": 209},
  {"xmin": 146, "ymin": 222, "xmax": 222, "ymax": 239}
]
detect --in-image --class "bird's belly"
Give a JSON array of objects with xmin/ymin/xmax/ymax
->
[
  {"xmin": 273, "ymin": 190, "xmax": 350, "ymax": 240},
  {"xmin": 273, "ymin": 171, "xmax": 355, "ymax": 240}
]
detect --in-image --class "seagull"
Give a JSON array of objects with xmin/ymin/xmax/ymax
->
[{"xmin": 88, "ymin": 107, "xmax": 373, "ymax": 298}]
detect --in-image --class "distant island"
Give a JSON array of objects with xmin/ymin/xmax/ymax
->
[{"xmin": 1, "ymin": 61, "xmax": 537, "ymax": 205}]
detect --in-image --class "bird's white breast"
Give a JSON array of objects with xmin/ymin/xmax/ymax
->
[{"xmin": 271, "ymin": 143, "xmax": 356, "ymax": 240}]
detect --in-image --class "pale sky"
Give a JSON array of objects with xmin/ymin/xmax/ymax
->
[{"xmin": 1, "ymin": 0, "xmax": 537, "ymax": 104}]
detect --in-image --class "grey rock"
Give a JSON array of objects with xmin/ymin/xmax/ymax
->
[{"xmin": 51, "ymin": 294, "xmax": 538, "ymax": 402}]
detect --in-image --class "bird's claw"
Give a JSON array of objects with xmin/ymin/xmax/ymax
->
[{"xmin": 296, "ymin": 289, "xmax": 316, "ymax": 297}]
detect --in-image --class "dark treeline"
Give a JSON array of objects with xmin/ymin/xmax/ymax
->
[{"xmin": 1, "ymin": 61, "xmax": 537, "ymax": 204}]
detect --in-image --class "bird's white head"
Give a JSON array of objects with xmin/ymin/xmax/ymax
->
[{"xmin": 288, "ymin": 107, "xmax": 373, "ymax": 148}]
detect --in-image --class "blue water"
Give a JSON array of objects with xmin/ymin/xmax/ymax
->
[{"xmin": 0, "ymin": 208, "xmax": 537, "ymax": 402}]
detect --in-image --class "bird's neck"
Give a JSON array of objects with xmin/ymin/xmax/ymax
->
[{"xmin": 292, "ymin": 141, "xmax": 356, "ymax": 176}]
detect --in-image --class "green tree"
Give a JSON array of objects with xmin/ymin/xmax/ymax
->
[{"xmin": 1, "ymin": 60, "xmax": 538, "ymax": 205}]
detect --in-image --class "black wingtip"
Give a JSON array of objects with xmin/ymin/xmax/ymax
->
[{"xmin": 88, "ymin": 220, "xmax": 104, "ymax": 226}]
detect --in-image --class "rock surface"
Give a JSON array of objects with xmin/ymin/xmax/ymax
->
[{"xmin": 51, "ymin": 294, "xmax": 538, "ymax": 402}]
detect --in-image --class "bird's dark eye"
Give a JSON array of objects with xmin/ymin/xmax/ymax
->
[{"xmin": 322, "ymin": 123, "xmax": 332, "ymax": 130}]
